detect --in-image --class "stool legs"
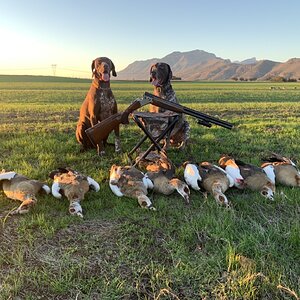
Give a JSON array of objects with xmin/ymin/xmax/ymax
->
[{"xmin": 129, "ymin": 115, "xmax": 179, "ymax": 166}]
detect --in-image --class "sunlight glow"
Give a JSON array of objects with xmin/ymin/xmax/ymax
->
[{"xmin": 0, "ymin": 28, "xmax": 50, "ymax": 69}]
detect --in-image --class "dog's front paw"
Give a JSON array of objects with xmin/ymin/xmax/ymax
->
[
  {"xmin": 115, "ymin": 139, "xmax": 122, "ymax": 153},
  {"xmin": 115, "ymin": 148, "xmax": 122, "ymax": 154},
  {"xmin": 96, "ymin": 144, "xmax": 106, "ymax": 156},
  {"xmin": 98, "ymin": 150, "xmax": 106, "ymax": 156}
]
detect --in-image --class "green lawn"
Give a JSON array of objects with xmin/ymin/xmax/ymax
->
[{"xmin": 0, "ymin": 77, "xmax": 299, "ymax": 299}]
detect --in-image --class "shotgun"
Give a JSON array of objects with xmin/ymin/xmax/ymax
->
[{"xmin": 85, "ymin": 92, "xmax": 233, "ymax": 147}]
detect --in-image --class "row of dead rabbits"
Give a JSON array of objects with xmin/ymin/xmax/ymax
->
[{"xmin": 0, "ymin": 152, "xmax": 299, "ymax": 217}]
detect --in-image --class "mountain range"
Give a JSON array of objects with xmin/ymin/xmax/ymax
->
[{"xmin": 116, "ymin": 50, "xmax": 300, "ymax": 81}]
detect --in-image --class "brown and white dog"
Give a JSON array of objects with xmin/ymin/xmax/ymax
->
[
  {"xmin": 0, "ymin": 170, "xmax": 50, "ymax": 215},
  {"xmin": 149, "ymin": 62, "xmax": 190, "ymax": 149},
  {"xmin": 76, "ymin": 57, "xmax": 121, "ymax": 155},
  {"xmin": 49, "ymin": 168, "xmax": 100, "ymax": 218}
]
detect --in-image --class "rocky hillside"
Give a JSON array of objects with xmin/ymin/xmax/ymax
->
[
  {"xmin": 262, "ymin": 58, "xmax": 300, "ymax": 80},
  {"xmin": 116, "ymin": 50, "xmax": 299, "ymax": 81}
]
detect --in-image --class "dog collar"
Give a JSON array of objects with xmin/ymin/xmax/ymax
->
[{"xmin": 92, "ymin": 80, "xmax": 110, "ymax": 89}]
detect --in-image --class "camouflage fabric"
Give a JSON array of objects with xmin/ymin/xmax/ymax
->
[{"xmin": 153, "ymin": 83, "xmax": 190, "ymax": 147}]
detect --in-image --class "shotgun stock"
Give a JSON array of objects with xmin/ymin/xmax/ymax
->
[
  {"xmin": 85, "ymin": 113, "xmax": 122, "ymax": 147},
  {"xmin": 85, "ymin": 97, "xmax": 148, "ymax": 147},
  {"xmin": 85, "ymin": 92, "xmax": 233, "ymax": 147}
]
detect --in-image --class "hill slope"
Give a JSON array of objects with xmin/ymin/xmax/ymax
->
[
  {"xmin": 262, "ymin": 58, "xmax": 300, "ymax": 80},
  {"xmin": 117, "ymin": 50, "xmax": 299, "ymax": 81}
]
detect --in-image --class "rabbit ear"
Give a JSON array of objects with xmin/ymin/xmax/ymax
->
[{"xmin": 110, "ymin": 59, "xmax": 117, "ymax": 77}]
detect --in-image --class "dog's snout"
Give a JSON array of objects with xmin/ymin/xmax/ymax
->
[{"xmin": 103, "ymin": 64, "xmax": 109, "ymax": 72}]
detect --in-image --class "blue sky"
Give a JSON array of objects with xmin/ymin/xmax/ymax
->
[{"xmin": 1, "ymin": 0, "xmax": 299, "ymax": 77}]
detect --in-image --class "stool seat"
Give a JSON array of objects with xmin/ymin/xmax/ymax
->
[{"xmin": 133, "ymin": 112, "xmax": 179, "ymax": 138}]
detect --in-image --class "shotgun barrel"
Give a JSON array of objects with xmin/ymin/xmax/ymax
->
[
  {"xmin": 143, "ymin": 92, "xmax": 233, "ymax": 130},
  {"xmin": 85, "ymin": 92, "xmax": 234, "ymax": 147}
]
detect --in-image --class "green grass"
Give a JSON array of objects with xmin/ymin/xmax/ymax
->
[{"xmin": 0, "ymin": 78, "xmax": 299, "ymax": 299}]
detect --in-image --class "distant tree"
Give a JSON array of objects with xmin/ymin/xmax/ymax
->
[
  {"xmin": 249, "ymin": 77, "xmax": 257, "ymax": 81},
  {"xmin": 239, "ymin": 77, "xmax": 245, "ymax": 81},
  {"xmin": 231, "ymin": 77, "xmax": 238, "ymax": 81},
  {"xmin": 172, "ymin": 76, "xmax": 182, "ymax": 80},
  {"xmin": 287, "ymin": 78, "xmax": 297, "ymax": 82},
  {"xmin": 271, "ymin": 76, "xmax": 285, "ymax": 82}
]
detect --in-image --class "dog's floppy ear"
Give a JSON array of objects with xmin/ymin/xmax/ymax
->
[
  {"xmin": 91, "ymin": 59, "xmax": 96, "ymax": 77},
  {"xmin": 149, "ymin": 64, "xmax": 156, "ymax": 82},
  {"xmin": 167, "ymin": 64, "xmax": 173, "ymax": 81},
  {"xmin": 110, "ymin": 59, "xmax": 117, "ymax": 77}
]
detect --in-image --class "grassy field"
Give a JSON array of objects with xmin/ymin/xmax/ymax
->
[{"xmin": 0, "ymin": 77, "xmax": 299, "ymax": 299}]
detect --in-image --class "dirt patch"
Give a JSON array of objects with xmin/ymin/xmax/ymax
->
[
  {"xmin": 0, "ymin": 219, "xmax": 126, "ymax": 299},
  {"xmin": 30, "ymin": 220, "xmax": 120, "ymax": 271}
]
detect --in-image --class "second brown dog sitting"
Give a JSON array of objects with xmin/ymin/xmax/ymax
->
[
  {"xmin": 149, "ymin": 62, "xmax": 190, "ymax": 149},
  {"xmin": 76, "ymin": 57, "xmax": 121, "ymax": 156}
]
